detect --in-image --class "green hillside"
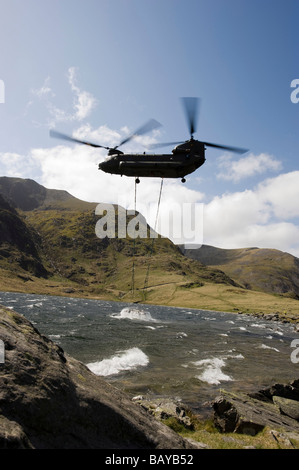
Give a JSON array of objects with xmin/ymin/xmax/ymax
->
[
  {"xmin": 180, "ymin": 244, "xmax": 299, "ymax": 299},
  {"xmin": 0, "ymin": 177, "xmax": 235, "ymax": 297}
]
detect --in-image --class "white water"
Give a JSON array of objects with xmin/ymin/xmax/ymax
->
[
  {"xmin": 87, "ymin": 347, "xmax": 149, "ymax": 376},
  {"xmin": 194, "ymin": 357, "xmax": 234, "ymax": 385},
  {"xmin": 189, "ymin": 352, "xmax": 245, "ymax": 385},
  {"xmin": 258, "ymin": 344, "xmax": 280, "ymax": 352},
  {"xmin": 111, "ymin": 307, "xmax": 157, "ymax": 322}
]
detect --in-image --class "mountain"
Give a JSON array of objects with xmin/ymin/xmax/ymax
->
[
  {"xmin": 0, "ymin": 176, "xmax": 95, "ymax": 211},
  {"xmin": 0, "ymin": 177, "xmax": 236, "ymax": 298},
  {"xmin": 0, "ymin": 176, "xmax": 298, "ymax": 319},
  {"xmin": 179, "ymin": 244, "xmax": 299, "ymax": 299}
]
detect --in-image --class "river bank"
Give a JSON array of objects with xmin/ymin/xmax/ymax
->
[{"xmin": 1, "ymin": 275, "xmax": 299, "ymax": 326}]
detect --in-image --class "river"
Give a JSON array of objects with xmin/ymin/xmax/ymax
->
[{"xmin": 1, "ymin": 291, "xmax": 298, "ymax": 416}]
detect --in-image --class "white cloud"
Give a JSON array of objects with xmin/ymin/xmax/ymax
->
[
  {"xmin": 47, "ymin": 103, "xmax": 70, "ymax": 127},
  {"xmin": 29, "ymin": 68, "xmax": 97, "ymax": 127},
  {"xmin": 203, "ymin": 171, "xmax": 299, "ymax": 256},
  {"xmin": 204, "ymin": 189, "xmax": 271, "ymax": 233},
  {"xmin": 74, "ymin": 123, "xmax": 122, "ymax": 148},
  {"xmin": 67, "ymin": 67, "xmax": 97, "ymax": 121},
  {"xmin": 257, "ymin": 171, "xmax": 299, "ymax": 219},
  {"xmin": 204, "ymin": 219, "xmax": 299, "ymax": 257},
  {"xmin": 31, "ymin": 144, "xmax": 102, "ymax": 198},
  {"xmin": 217, "ymin": 152, "xmax": 282, "ymax": 182},
  {"xmin": 31, "ymin": 77, "xmax": 54, "ymax": 99},
  {"xmin": 0, "ymin": 152, "xmax": 40, "ymax": 178}
]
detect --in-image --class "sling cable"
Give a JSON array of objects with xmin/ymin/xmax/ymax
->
[{"xmin": 131, "ymin": 178, "xmax": 164, "ymax": 299}]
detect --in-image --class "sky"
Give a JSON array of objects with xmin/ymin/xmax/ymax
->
[{"xmin": 0, "ymin": 0, "xmax": 299, "ymax": 255}]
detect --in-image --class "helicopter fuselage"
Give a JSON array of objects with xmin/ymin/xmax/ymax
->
[{"xmin": 98, "ymin": 139, "xmax": 206, "ymax": 179}]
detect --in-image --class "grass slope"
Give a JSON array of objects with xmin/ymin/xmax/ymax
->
[{"xmin": 181, "ymin": 245, "xmax": 299, "ymax": 299}]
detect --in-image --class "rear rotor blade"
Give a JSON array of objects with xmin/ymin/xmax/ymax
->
[
  {"xmin": 50, "ymin": 130, "xmax": 110, "ymax": 149},
  {"xmin": 181, "ymin": 97, "xmax": 200, "ymax": 137},
  {"xmin": 116, "ymin": 118, "xmax": 162, "ymax": 148},
  {"xmin": 202, "ymin": 141, "xmax": 248, "ymax": 154}
]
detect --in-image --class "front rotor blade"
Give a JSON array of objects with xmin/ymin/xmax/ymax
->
[
  {"xmin": 181, "ymin": 97, "xmax": 200, "ymax": 137},
  {"xmin": 50, "ymin": 130, "xmax": 110, "ymax": 149},
  {"xmin": 203, "ymin": 141, "xmax": 248, "ymax": 154},
  {"xmin": 117, "ymin": 119, "xmax": 162, "ymax": 148}
]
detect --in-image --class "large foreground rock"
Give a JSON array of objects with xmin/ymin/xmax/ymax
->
[{"xmin": 0, "ymin": 306, "xmax": 199, "ymax": 449}]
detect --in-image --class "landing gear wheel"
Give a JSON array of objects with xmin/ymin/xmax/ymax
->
[
  {"xmin": 135, "ymin": 177, "xmax": 140, "ymax": 184},
  {"xmin": 181, "ymin": 177, "xmax": 186, "ymax": 183}
]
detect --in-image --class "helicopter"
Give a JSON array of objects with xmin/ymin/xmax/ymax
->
[{"xmin": 50, "ymin": 97, "xmax": 248, "ymax": 183}]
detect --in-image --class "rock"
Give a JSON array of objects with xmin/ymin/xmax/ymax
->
[
  {"xmin": 251, "ymin": 379, "xmax": 299, "ymax": 402},
  {"xmin": 269, "ymin": 430, "xmax": 295, "ymax": 448},
  {"xmin": 132, "ymin": 395, "xmax": 145, "ymax": 401},
  {"xmin": 212, "ymin": 396, "xmax": 238, "ymax": 433},
  {"xmin": 213, "ymin": 395, "xmax": 264, "ymax": 436},
  {"xmin": 0, "ymin": 416, "xmax": 34, "ymax": 449},
  {"xmin": 213, "ymin": 389, "xmax": 299, "ymax": 436},
  {"xmin": 273, "ymin": 396, "xmax": 299, "ymax": 421},
  {"xmin": 133, "ymin": 398, "xmax": 193, "ymax": 430},
  {"xmin": 0, "ymin": 306, "xmax": 200, "ymax": 449},
  {"xmin": 63, "ymin": 288, "xmax": 76, "ymax": 294}
]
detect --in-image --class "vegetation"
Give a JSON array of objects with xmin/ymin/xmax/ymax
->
[
  {"xmin": 164, "ymin": 417, "xmax": 299, "ymax": 449},
  {"xmin": 162, "ymin": 410, "xmax": 299, "ymax": 449},
  {"xmin": 182, "ymin": 244, "xmax": 299, "ymax": 299}
]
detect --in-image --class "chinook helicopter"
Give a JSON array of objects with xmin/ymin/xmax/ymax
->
[{"xmin": 50, "ymin": 98, "xmax": 248, "ymax": 183}]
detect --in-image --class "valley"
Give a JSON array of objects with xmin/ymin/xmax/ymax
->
[{"xmin": 0, "ymin": 176, "xmax": 299, "ymax": 322}]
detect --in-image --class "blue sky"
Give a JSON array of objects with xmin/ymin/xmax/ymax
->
[{"xmin": 0, "ymin": 0, "xmax": 299, "ymax": 255}]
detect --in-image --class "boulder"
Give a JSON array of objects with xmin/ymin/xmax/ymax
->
[
  {"xmin": 273, "ymin": 396, "xmax": 299, "ymax": 421},
  {"xmin": 251, "ymin": 379, "xmax": 299, "ymax": 402},
  {"xmin": 0, "ymin": 306, "xmax": 200, "ymax": 449},
  {"xmin": 213, "ymin": 395, "xmax": 264, "ymax": 435},
  {"xmin": 132, "ymin": 397, "xmax": 193, "ymax": 429},
  {"xmin": 213, "ymin": 388, "xmax": 299, "ymax": 436}
]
